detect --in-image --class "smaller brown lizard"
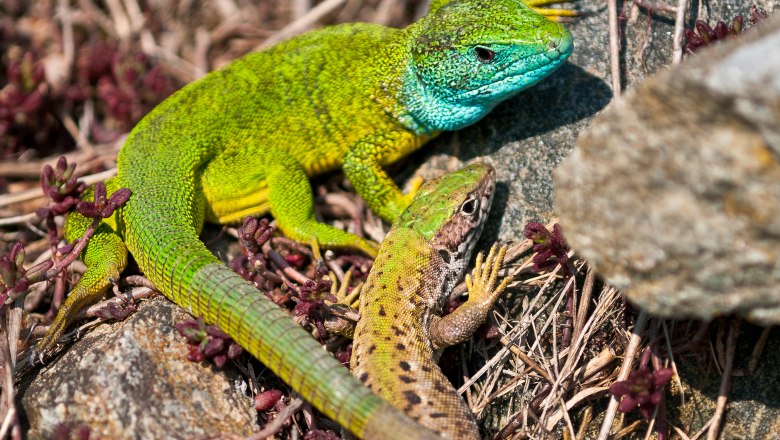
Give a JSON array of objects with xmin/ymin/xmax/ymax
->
[{"xmin": 350, "ymin": 162, "xmax": 514, "ymax": 439}]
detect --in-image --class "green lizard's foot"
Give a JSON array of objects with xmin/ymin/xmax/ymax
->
[
  {"xmin": 465, "ymin": 243, "xmax": 513, "ymax": 304},
  {"xmin": 35, "ymin": 222, "xmax": 128, "ymax": 360},
  {"xmin": 406, "ymin": 176, "xmax": 425, "ymax": 200},
  {"xmin": 278, "ymin": 220, "xmax": 379, "ymax": 258},
  {"xmin": 381, "ymin": 176, "xmax": 426, "ymax": 222},
  {"xmin": 34, "ymin": 274, "xmax": 117, "ymax": 360},
  {"xmin": 523, "ymin": 0, "xmax": 579, "ymax": 20}
]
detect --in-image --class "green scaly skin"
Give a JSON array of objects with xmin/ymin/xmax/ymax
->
[
  {"xmin": 36, "ymin": 1, "xmax": 572, "ymax": 438},
  {"xmin": 351, "ymin": 163, "xmax": 512, "ymax": 439}
]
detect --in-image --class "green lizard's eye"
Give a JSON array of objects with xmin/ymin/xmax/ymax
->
[{"xmin": 474, "ymin": 46, "xmax": 495, "ymax": 63}]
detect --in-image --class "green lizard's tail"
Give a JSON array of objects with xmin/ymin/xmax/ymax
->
[{"xmin": 120, "ymin": 194, "xmax": 438, "ymax": 439}]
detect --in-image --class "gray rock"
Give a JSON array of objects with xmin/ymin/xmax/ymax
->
[
  {"xmin": 20, "ymin": 296, "xmax": 257, "ymax": 440},
  {"xmin": 553, "ymin": 15, "xmax": 780, "ymax": 323}
]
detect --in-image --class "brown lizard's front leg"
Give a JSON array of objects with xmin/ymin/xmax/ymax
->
[{"xmin": 430, "ymin": 244, "xmax": 513, "ymax": 351}]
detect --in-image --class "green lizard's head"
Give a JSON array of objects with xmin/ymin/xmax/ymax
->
[
  {"xmin": 398, "ymin": 162, "xmax": 495, "ymax": 282},
  {"xmin": 400, "ymin": 0, "xmax": 573, "ymax": 132}
]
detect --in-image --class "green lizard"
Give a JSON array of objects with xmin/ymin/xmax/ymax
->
[
  {"xmin": 351, "ymin": 162, "xmax": 514, "ymax": 439},
  {"xmin": 36, "ymin": 0, "xmax": 572, "ymax": 438}
]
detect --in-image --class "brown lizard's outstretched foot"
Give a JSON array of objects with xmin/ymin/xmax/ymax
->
[
  {"xmin": 429, "ymin": 243, "xmax": 514, "ymax": 351},
  {"xmin": 464, "ymin": 243, "xmax": 514, "ymax": 306}
]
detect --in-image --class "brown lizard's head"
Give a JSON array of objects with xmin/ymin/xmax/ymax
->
[{"xmin": 397, "ymin": 162, "xmax": 496, "ymax": 283}]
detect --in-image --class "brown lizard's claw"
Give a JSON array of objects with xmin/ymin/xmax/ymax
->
[{"xmin": 465, "ymin": 243, "xmax": 513, "ymax": 303}]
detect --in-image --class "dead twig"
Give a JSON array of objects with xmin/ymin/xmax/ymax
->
[
  {"xmin": 597, "ymin": 311, "xmax": 649, "ymax": 439},
  {"xmin": 746, "ymin": 326, "xmax": 772, "ymax": 374},
  {"xmin": 257, "ymin": 0, "xmax": 347, "ymax": 50},
  {"xmin": 672, "ymin": 0, "xmax": 689, "ymax": 63},
  {"xmin": 706, "ymin": 320, "xmax": 739, "ymax": 440},
  {"xmin": 500, "ymin": 336, "xmax": 554, "ymax": 383},
  {"xmin": 373, "ymin": 0, "xmax": 404, "ymax": 25},
  {"xmin": 245, "ymin": 397, "xmax": 305, "ymax": 440},
  {"xmin": 0, "ymin": 169, "xmax": 116, "ymax": 209},
  {"xmin": 0, "ymin": 305, "xmax": 23, "ymax": 439},
  {"xmin": 632, "ymin": 0, "xmax": 677, "ymax": 13},
  {"xmin": 608, "ymin": 0, "xmax": 622, "ymax": 98},
  {"xmin": 0, "ymin": 140, "xmax": 121, "ymax": 179}
]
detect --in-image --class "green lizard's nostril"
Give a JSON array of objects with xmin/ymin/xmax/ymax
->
[{"xmin": 547, "ymin": 26, "xmax": 574, "ymax": 58}]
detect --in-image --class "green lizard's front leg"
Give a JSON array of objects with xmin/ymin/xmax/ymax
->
[
  {"xmin": 343, "ymin": 131, "xmax": 428, "ymax": 222},
  {"xmin": 429, "ymin": 244, "xmax": 513, "ymax": 351},
  {"xmin": 265, "ymin": 155, "xmax": 380, "ymax": 256}
]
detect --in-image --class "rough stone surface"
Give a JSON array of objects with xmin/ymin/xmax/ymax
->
[
  {"xmin": 20, "ymin": 297, "xmax": 257, "ymax": 440},
  {"xmin": 553, "ymin": 15, "xmax": 780, "ymax": 324}
]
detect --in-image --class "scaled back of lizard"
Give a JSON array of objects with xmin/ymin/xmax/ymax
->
[{"xmin": 37, "ymin": 0, "xmax": 572, "ymax": 438}]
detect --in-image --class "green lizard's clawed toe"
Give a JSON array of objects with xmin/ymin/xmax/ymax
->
[
  {"xmin": 524, "ymin": 0, "xmax": 581, "ymax": 20},
  {"xmin": 38, "ymin": 0, "xmax": 571, "ymax": 438}
]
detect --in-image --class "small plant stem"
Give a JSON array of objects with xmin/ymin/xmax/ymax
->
[
  {"xmin": 608, "ymin": 0, "xmax": 622, "ymax": 98},
  {"xmin": 597, "ymin": 310, "xmax": 649, "ymax": 440},
  {"xmin": 0, "ymin": 213, "xmax": 38, "ymax": 227},
  {"xmin": 44, "ymin": 274, "xmax": 67, "ymax": 321},
  {"xmin": 572, "ymin": 268, "xmax": 595, "ymax": 344},
  {"xmin": 747, "ymin": 326, "xmax": 771, "ymax": 374},
  {"xmin": 661, "ymin": 321, "xmax": 684, "ymax": 404},
  {"xmin": 632, "ymin": 0, "xmax": 676, "ymax": 13},
  {"xmin": 672, "ymin": 0, "xmax": 689, "ymax": 63},
  {"xmin": 706, "ymin": 319, "xmax": 739, "ymax": 440},
  {"xmin": 246, "ymin": 397, "xmax": 305, "ymax": 439},
  {"xmin": 562, "ymin": 281, "xmax": 574, "ymax": 349},
  {"xmin": 499, "ymin": 336, "xmax": 554, "ymax": 383},
  {"xmin": 263, "ymin": 243, "xmax": 312, "ymax": 286},
  {"xmin": 0, "ymin": 310, "xmax": 19, "ymax": 439},
  {"xmin": 124, "ymin": 275, "xmax": 157, "ymax": 289},
  {"xmin": 0, "ymin": 168, "xmax": 116, "ymax": 209}
]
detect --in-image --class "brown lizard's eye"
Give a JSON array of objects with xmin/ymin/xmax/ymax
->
[
  {"xmin": 474, "ymin": 47, "xmax": 495, "ymax": 63},
  {"xmin": 460, "ymin": 198, "xmax": 478, "ymax": 215}
]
